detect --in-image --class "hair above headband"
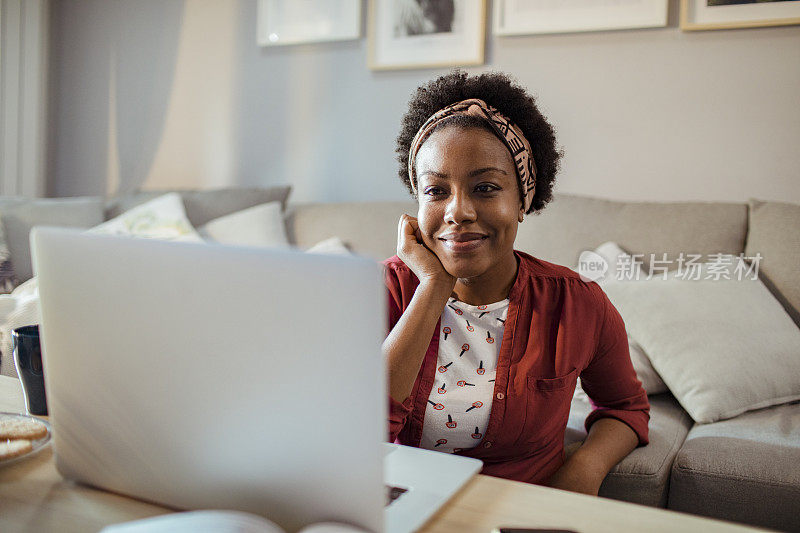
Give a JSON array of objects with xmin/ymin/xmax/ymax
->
[{"xmin": 407, "ymin": 98, "xmax": 536, "ymax": 212}]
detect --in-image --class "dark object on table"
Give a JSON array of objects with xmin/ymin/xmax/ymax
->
[
  {"xmin": 493, "ymin": 529, "xmax": 579, "ymax": 533},
  {"xmin": 13, "ymin": 325, "xmax": 48, "ymax": 416}
]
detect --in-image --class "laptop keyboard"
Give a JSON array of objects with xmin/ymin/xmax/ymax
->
[{"xmin": 385, "ymin": 485, "xmax": 408, "ymax": 506}]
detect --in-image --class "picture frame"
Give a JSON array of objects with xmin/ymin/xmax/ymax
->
[
  {"xmin": 256, "ymin": 0, "xmax": 361, "ymax": 46},
  {"xmin": 368, "ymin": 0, "xmax": 486, "ymax": 71},
  {"xmin": 493, "ymin": 0, "xmax": 668, "ymax": 36},
  {"xmin": 680, "ymin": 0, "xmax": 800, "ymax": 31}
]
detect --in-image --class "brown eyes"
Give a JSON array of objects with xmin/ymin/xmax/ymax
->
[{"xmin": 423, "ymin": 185, "xmax": 500, "ymax": 196}]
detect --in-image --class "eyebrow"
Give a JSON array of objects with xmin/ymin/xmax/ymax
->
[{"xmin": 419, "ymin": 167, "xmax": 509, "ymax": 180}]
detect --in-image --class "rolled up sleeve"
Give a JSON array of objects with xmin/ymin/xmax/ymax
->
[
  {"xmin": 384, "ymin": 262, "xmax": 414, "ymax": 442},
  {"xmin": 580, "ymin": 287, "xmax": 650, "ymax": 446},
  {"xmin": 388, "ymin": 395, "xmax": 413, "ymax": 442}
]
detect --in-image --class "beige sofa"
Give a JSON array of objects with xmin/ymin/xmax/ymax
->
[
  {"xmin": 1, "ymin": 188, "xmax": 797, "ymax": 532},
  {"xmin": 286, "ymin": 194, "xmax": 800, "ymax": 533}
]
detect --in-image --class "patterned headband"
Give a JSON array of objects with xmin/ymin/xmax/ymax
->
[{"xmin": 407, "ymin": 98, "xmax": 536, "ymax": 212}]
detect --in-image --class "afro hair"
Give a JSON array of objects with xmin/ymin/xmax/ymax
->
[{"xmin": 396, "ymin": 70, "xmax": 562, "ymax": 214}]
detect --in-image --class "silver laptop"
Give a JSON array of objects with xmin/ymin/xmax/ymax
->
[{"xmin": 32, "ymin": 227, "xmax": 481, "ymax": 533}]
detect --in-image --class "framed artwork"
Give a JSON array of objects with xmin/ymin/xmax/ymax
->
[
  {"xmin": 681, "ymin": 0, "xmax": 800, "ymax": 31},
  {"xmin": 256, "ymin": 0, "xmax": 361, "ymax": 46},
  {"xmin": 493, "ymin": 0, "xmax": 668, "ymax": 36},
  {"xmin": 368, "ymin": 0, "xmax": 486, "ymax": 71}
]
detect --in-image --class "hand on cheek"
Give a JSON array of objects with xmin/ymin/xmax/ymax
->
[{"xmin": 396, "ymin": 214, "xmax": 456, "ymax": 290}]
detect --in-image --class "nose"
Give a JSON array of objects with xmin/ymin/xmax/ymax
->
[{"xmin": 444, "ymin": 190, "xmax": 476, "ymax": 226}]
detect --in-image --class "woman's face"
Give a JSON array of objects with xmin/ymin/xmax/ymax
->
[{"xmin": 415, "ymin": 125, "xmax": 523, "ymax": 281}]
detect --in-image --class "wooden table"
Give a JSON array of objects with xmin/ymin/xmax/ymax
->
[{"xmin": 0, "ymin": 375, "xmax": 765, "ymax": 533}]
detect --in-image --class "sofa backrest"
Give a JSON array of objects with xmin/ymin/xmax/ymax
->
[
  {"xmin": 286, "ymin": 193, "xmax": 749, "ymax": 270},
  {"xmin": 515, "ymin": 194, "xmax": 748, "ymax": 269},
  {"xmin": 745, "ymin": 199, "xmax": 800, "ymax": 327},
  {"xmin": 286, "ymin": 201, "xmax": 416, "ymax": 262}
]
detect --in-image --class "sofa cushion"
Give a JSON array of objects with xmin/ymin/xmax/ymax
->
[
  {"xmin": 745, "ymin": 199, "xmax": 800, "ymax": 329},
  {"xmin": 669, "ymin": 401, "xmax": 800, "ymax": 532},
  {"xmin": 198, "ymin": 201, "xmax": 289, "ymax": 248},
  {"xmin": 575, "ymin": 242, "xmax": 667, "ymax": 395},
  {"xmin": 1, "ymin": 197, "xmax": 106, "ymax": 281},
  {"xmin": 602, "ymin": 265, "xmax": 800, "ymax": 424},
  {"xmin": 565, "ymin": 392, "xmax": 693, "ymax": 508},
  {"xmin": 515, "ymin": 194, "xmax": 748, "ymax": 269},
  {"xmin": 89, "ymin": 192, "xmax": 203, "ymax": 242},
  {"xmin": 105, "ymin": 186, "xmax": 292, "ymax": 228}
]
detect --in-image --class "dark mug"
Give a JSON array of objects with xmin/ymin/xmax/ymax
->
[{"xmin": 13, "ymin": 325, "xmax": 48, "ymax": 416}]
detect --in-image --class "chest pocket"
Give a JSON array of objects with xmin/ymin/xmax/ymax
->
[{"xmin": 515, "ymin": 367, "xmax": 579, "ymax": 446}]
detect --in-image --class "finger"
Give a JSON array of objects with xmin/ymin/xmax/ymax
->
[
  {"xmin": 397, "ymin": 215, "xmax": 412, "ymax": 246},
  {"xmin": 397, "ymin": 214, "xmax": 406, "ymax": 242},
  {"xmin": 397, "ymin": 215, "xmax": 418, "ymax": 254},
  {"xmin": 401, "ymin": 216, "xmax": 418, "ymax": 241}
]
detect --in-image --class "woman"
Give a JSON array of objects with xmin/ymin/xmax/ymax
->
[{"xmin": 383, "ymin": 71, "xmax": 649, "ymax": 495}]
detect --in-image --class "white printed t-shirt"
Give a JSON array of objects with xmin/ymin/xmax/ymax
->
[{"xmin": 419, "ymin": 297, "xmax": 509, "ymax": 453}]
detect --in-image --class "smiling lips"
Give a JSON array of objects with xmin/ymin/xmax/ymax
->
[{"xmin": 438, "ymin": 232, "xmax": 489, "ymax": 252}]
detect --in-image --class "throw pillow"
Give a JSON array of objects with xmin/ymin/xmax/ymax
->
[
  {"xmin": 198, "ymin": 202, "xmax": 289, "ymax": 248},
  {"xmin": 602, "ymin": 260, "xmax": 800, "ymax": 423},
  {"xmin": 1, "ymin": 197, "xmax": 106, "ymax": 282},
  {"xmin": 88, "ymin": 193, "xmax": 203, "ymax": 242},
  {"xmin": 306, "ymin": 237, "xmax": 353, "ymax": 256},
  {"xmin": 576, "ymin": 241, "xmax": 645, "ymax": 285},
  {"xmin": 573, "ymin": 242, "xmax": 668, "ymax": 396}
]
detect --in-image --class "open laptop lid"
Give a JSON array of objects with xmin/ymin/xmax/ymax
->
[{"xmin": 32, "ymin": 227, "xmax": 386, "ymax": 532}]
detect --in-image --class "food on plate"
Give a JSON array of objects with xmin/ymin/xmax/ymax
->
[
  {"xmin": 0, "ymin": 438, "xmax": 33, "ymax": 460},
  {"xmin": 0, "ymin": 415, "xmax": 48, "ymax": 440}
]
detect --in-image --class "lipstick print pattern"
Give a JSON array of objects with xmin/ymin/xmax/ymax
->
[
  {"xmin": 466, "ymin": 401, "xmax": 483, "ymax": 412},
  {"xmin": 428, "ymin": 400, "xmax": 444, "ymax": 410},
  {"xmin": 419, "ymin": 297, "xmax": 510, "ymax": 454}
]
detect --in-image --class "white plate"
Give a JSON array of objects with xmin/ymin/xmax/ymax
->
[{"xmin": 0, "ymin": 411, "xmax": 51, "ymax": 467}]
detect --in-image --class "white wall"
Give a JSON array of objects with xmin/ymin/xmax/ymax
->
[{"xmin": 48, "ymin": 0, "xmax": 800, "ymax": 204}]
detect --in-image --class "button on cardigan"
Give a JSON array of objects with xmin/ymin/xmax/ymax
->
[{"xmin": 384, "ymin": 251, "xmax": 650, "ymax": 486}]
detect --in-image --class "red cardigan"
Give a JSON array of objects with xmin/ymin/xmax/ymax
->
[{"xmin": 384, "ymin": 251, "xmax": 650, "ymax": 485}]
